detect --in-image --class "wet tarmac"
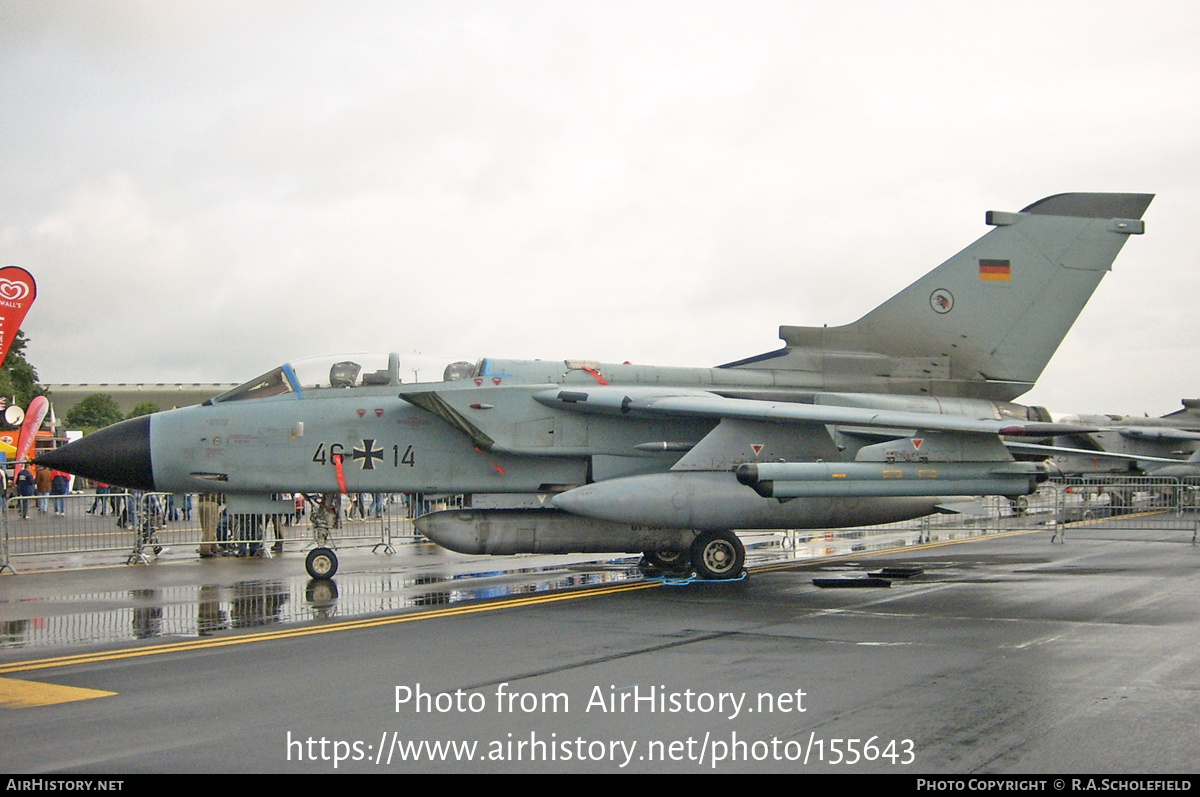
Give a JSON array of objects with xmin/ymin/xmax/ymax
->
[
  {"xmin": 0, "ymin": 526, "xmax": 933, "ymax": 652},
  {"xmin": 0, "ymin": 541, "xmax": 653, "ymax": 650}
]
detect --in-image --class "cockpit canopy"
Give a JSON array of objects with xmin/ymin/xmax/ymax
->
[{"xmin": 209, "ymin": 353, "xmax": 475, "ymax": 404}]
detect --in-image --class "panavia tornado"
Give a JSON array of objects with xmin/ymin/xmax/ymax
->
[
  {"xmin": 1010, "ymin": 399, "xmax": 1200, "ymax": 478},
  {"xmin": 38, "ymin": 193, "xmax": 1153, "ymax": 579}
]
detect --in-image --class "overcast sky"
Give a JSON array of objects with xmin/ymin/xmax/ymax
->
[{"xmin": 1, "ymin": 0, "xmax": 1197, "ymax": 416}]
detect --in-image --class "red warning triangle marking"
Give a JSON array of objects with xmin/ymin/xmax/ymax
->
[
  {"xmin": 751, "ymin": 444, "xmax": 764, "ymax": 455},
  {"xmin": 912, "ymin": 439, "xmax": 923, "ymax": 450}
]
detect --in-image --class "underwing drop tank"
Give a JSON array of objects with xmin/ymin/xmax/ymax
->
[
  {"xmin": 735, "ymin": 461, "xmax": 1043, "ymax": 499},
  {"xmin": 413, "ymin": 508, "xmax": 697, "ymax": 556}
]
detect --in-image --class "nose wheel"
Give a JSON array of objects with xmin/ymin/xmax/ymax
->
[{"xmin": 305, "ymin": 547, "xmax": 338, "ymax": 579}]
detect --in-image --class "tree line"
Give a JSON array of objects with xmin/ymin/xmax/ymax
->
[{"xmin": 1, "ymin": 332, "xmax": 156, "ymax": 435}]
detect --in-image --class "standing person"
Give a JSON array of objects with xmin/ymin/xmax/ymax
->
[
  {"xmin": 309, "ymin": 493, "xmax": 340, "ymax": 548},
  {"xmin": 50, "ymin": 470, "xmax": 69, "ymax": 515},
  {"xmin": 35, "ymin": 466, "xmax": 52, "ymax": 513},
  {"xmin": 117, "ymin": 491, "xmax": 140, "ymax": 529},
  {"xmin": 269, "ymin": 512, "xmax": 284, "ymax": 555},
  {"xmin": 88, "ymin": 482, "xmax": 111, "ymax": 515},
  {"xmin": 232, "ymin": 514, "xmax": 263, "ymax": 557},
  {"xmin": 197, "ymin": 493, "xmax": 221, "ymax": 558},
  {"xmin": 347, "ymin": 492, "xmax": 366, "ymax": 520},
  {"xmin": 15, "ymin": 466, "xmax": 35, "ymax": 519}
]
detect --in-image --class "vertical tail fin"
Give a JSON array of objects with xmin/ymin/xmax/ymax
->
[{"xmin": 725, "ymin": 193, "xmax": 1153, "ymax": 401}]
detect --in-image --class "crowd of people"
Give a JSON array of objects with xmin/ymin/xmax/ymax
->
[
  {"xmin": 5, "ymin": 477, "xmax": 411, "ymax": 561},
  {"xmin": 9, "ymin": 464, "xmax": 72, "ymax": 519}
]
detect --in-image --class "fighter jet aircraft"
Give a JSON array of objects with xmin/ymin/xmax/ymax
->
[
  {"xmin": 1003, "ymin": 400, "xmax": 1200, "ymax": 511},
  {"xmin": 1031, "ymin": 400, "xmax": 1200, "ymax": 477},
  {"xmin": 37, "ymin": 192, "xmax": 1152, "ymax": 579},
  {"xmin": 1003, "ymin": 398, "xmax": 1200, "ymax": 515}
]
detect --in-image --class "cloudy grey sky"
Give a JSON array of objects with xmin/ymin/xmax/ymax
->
[{"xmin": 1, "ymin": 0, "xmax": 1196, "ymax": 416}]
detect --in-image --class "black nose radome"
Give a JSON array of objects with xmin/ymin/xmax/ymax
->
[{"xmin": 34, "ymin": 415, "xmax": 154, "ymax": 491}]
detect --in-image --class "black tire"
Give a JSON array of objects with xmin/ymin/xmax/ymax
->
[
  {"xmin": 306, "ymin": 547, "xmax": 338, "ymax": 579},
  {"xmin": 690, "ymin": 530, "xmax": 745, "ymax": 580},
  {"xmin": 644, "ymin": 549, "xmax": 689, "ymax": 570}
]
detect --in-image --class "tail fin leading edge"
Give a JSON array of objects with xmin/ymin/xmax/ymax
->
[{"xmin": 725, "ymin": 193, "xmax": 1153, "ymax": 401}]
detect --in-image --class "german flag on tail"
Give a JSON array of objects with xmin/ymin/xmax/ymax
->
[{"xmin": 978, "ymin": 259, "xmax": 1011, "ymax": 281}]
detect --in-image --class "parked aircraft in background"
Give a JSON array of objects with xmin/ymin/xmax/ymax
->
[
  {"xmin": 1010, "ymin": 398, "xmax": 1200, "ymax": 478},
  {"xmin": 37, "ymin": 193, "xmax": 1152, "ymax": 579}
]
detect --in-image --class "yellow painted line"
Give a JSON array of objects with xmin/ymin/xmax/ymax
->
[
  {"xmin": 9, "ymin": 529, "xmax": 195, "ymax": 543},
  {"xmin": 0, "ymin": 676, "xmax": 115, "ymax": 708},
  {"xmin": 1061, "ymin": 509, "xmax": 1174, "ymax": 528},
  {"xmin": 0, "ymin": 580, "xmax": 661, "ymax": 676}
]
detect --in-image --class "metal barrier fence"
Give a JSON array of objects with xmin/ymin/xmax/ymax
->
[
  {"xmin": 767, "ymin": 477, "xmax": 1200, "ymax": 557},
  {"xmin": 1037, "ymin": 476, "xmax": 1200, "ymax": 541},
  {"xmin": 1043, "ymin": 475, "xmax": 1197, "ymax": 514},
  {"xmin": 0, "ymin": 491, "xmax": 458, "ymax": 573},
  {"xmin": 0, "ymin": 479, "xmax": 1194, "ymax": 574}
]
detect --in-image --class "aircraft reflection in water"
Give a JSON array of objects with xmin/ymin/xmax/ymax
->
[{"xmin": 39, "ymin": 193, "xmax": 1152, "ymax": 580}]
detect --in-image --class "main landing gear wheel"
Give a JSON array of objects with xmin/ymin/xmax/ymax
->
[
  {"xmin": 306, "ymin": 547, "xmax": 338, "ymax": 579},
  {"xmin": 643, "ymin": 549, "xmax": 689, "ymax": 570},
  {"xmin": 690, "ymin": 530, "xmax": 745, "ymax": 580}
]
